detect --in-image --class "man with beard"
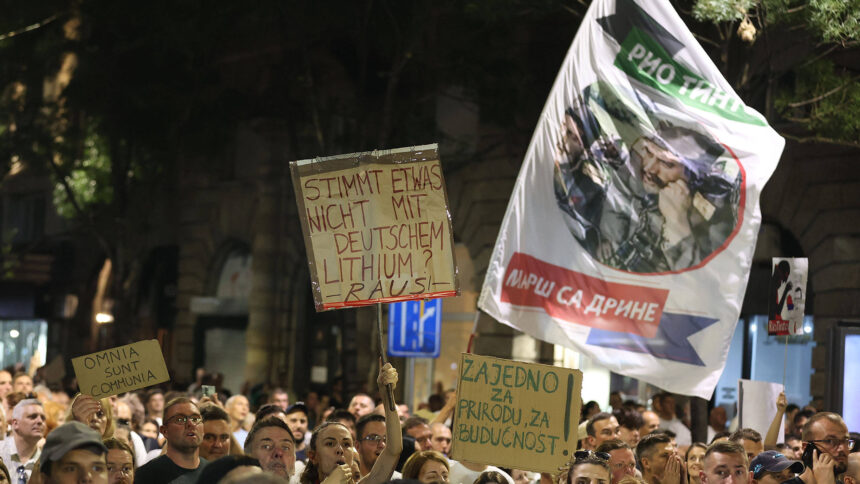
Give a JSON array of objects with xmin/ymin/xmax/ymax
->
[
  {"xmin": 601, "ymin": 124, "xmax": 736, "ymax": 273},
  {"xmin": 134, "ymin": 398, "xmax": 208, "ymax": 483},
  {"xmin": 801, "ymin": 413, "xmax": 854, "ymax": 479},
  {"xmin": 285, "ymin": 403, "xmax": 310, "ymax": 462},
  {"xmin": 0, "ymin": 398, "xmax": 45, "ymax": 482}
]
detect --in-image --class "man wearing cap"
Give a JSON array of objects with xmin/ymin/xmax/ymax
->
[
  {"xmin": 0, "ymin": 398, "xmax": 46, "ymax": 482},
  {"xmin": 284, "ymin": 402, "xmax": 309, "ymax": 462},
  {"xmin": 38, "ymin": 421, "xmax": 108, "ymax": 484},
  {"xmin": 134, "ymin": 397, "xmax": 208, "ymax": 484},
  {"xmin": 749, "ymin": 450, "xmax": 804, "ymax": 484}
]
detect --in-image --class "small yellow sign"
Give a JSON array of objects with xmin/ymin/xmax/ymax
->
[
  {"xmin": 451, "ymin": 354, "xmax": 583, "ymax": 474},
  {"xmin": 72, "ymin": 340, "xmax": 170, "ymax": 398}
]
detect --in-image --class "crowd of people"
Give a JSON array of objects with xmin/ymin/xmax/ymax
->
[{"xmin": 0, "ymin": 360, "xmax": 855, "ymax": 484}]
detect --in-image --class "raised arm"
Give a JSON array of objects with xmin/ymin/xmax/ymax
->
[
  {"xmin": 359, "ymin": 361, "xmax": 403, "ymax": 484},
  {"xmin": 431, "ymin": 389, "xmax": 456, "ymax": 425},
  {"xmin": 764, "ymin": 392, "xmax": 787, "ymax": 448}
]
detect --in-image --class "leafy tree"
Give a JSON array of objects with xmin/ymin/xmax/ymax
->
[{"xmin": 687, "ymin": 0, "xmax": 860, "ymax": 146}]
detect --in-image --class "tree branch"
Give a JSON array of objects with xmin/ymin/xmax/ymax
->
[
  {"xmin": 693, "ymin": 32, "xmax": 721, "ymax": 48},
  {"xmin": 46, "ymin": 155, "xmax": 87, "ymax": 220},
  {"xmin": 787, "ymin": 75, "xmax": 860, "ymax": 108},
  {"xmin": 780, "ymin": 132, "xmax": 860, "ymax": 149},
  {"xmin": 0, "ymin": 14, "xmax": 59, "ymax": 41}
]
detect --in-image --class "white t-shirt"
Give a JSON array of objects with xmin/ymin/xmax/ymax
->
[{"xmin": 659, "ymin": 417, "xmax": 692, "ymax": 446}]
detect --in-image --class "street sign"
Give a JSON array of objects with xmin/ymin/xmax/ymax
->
[{"xmin": 388, "ymin": 299, "xmax": 442, "ymax": 358}]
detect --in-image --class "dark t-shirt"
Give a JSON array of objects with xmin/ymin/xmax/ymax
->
[
  {"xmin": 133, "ymin": 455, "xmax": 208, "ymax": 484},
  {"xmin": 296, "ymin": 447, "xmax": 308, "ymax": 463}
]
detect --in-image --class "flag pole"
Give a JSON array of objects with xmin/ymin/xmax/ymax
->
[
  {"xmin": 782, "ymin": 334, "xmax": 788, "ymax": 388},
  {"xmin": 377, "ymin": 302, "xmax": 396, "ymax": 411}
]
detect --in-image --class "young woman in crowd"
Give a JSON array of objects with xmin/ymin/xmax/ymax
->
[
  {"xmin": 66, "ymin": 393, "xmax": 115, "ymax": 438},
  {"xmin": 686, "ymin": 442, "xmax": 707, "ymax": 484},
  {"xmin": 401, "ymin": 451, "xmax": 450, "ymax": 484},
  {"xmin": 301, "ymin": 362, "xmax": 402, "ymax": 484}
]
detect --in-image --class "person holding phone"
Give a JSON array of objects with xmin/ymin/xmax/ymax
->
[{"xmin": 800, "ymin": 413, "xmax": 854, "ymax": 481}]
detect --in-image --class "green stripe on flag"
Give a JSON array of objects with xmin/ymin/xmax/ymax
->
[{"xmin": 614, "ymin": 27, "xmax": 766, "ymax": 126}]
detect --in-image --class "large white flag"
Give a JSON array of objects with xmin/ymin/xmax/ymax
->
[{"xmin": 478, "ymin": 0, "xmax": 784, "ymax": 399}]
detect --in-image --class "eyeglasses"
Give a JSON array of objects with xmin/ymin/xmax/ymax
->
[
  {"xmin": 361, "ymin": 434, "xmax": 387, "ymax": 445},
  {"xmin": 167, "ymin": 414, "xmax": 203, "ymax": 425},
  {"xmin": 574, "ymin": 450, "xmax": 610, "ymax": 461},
  {"xmin": 807, "ymin": 438, "xmax": 855, "ymax": 450}
]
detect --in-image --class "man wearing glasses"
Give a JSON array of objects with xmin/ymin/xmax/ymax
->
[
  {"xmin": 133, "ymin": 397, "xmax": 208, "ymax": 483},
  {"xmin": 596, "ymin": 439, "xmax": 636, "ymax": 484},
  {"xmin": 801, "ymin": 413, "xmax": 854, "ymax": 478},
  {"xmin": 356, "ymin": 414, "xmax": 401, "ymax": 479}
]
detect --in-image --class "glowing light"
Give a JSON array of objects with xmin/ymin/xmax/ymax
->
[
  {"xmin": 804, "ymin": 324, "xmax": 812, "ymax": 334},
  {"xmin": 9, "ymin": 330, "xmax": 19, "ymax": 338},
  {"xmin": 95, "ymin": 312, "xmax": 114, "ymax": 324}
]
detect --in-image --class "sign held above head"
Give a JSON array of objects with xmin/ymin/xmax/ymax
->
[
  {"xmin": 72, "ymin": 339, "xmax": 170, "ymax": 399},
  {"xmin": 290, "ymin": 144, "xmax": 459, "ymax": 311}
]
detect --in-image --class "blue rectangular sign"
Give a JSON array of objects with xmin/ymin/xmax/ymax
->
[{"xmin": 388, "ymin": 299, "xmax": 442, "ymax": 358}]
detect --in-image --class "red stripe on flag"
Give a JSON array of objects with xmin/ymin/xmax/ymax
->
[{"xmin": 500, "ymin": 252, "xmax": 669, "ymax": 337}]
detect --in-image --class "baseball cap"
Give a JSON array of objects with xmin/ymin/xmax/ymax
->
[
  {"xmin": 41, "ymin": 421, "xmax": 108, "ymax": 472},
  {"xmin": 285, "ymin": 402, "xmax": 308, "ymax": 416},
  {"xmin": 750, "ymin": 450, "xmax": 804, "ymax": 478}
]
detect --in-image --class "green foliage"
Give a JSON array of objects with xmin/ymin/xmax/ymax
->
[
  {"xmin": 775, "ymin": 60, "xmax": 860, "ymax": 141},
  {"xmin": 693, "ymin": 0, "xmax": 860, "ymax": 42},
  {"xmin": 692, "ymin": 0, "xmax": 756, "ymax": 22},
  {"xmin": 806, "ymin": 0, "xmax": 860, "ymax": 43},
  {"xmin": 52, "ymin": 122, "xmax": 113, "ymax": 219}
]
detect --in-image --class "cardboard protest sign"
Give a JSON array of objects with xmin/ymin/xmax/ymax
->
[
  {"xmin": 291, "ymin": 144, "xmax": 459, "ymax": 311},
  {"xmin": 451, "ymin": 354, "xmax": 582, "ymax": 473},
  {"xmin": 768, "ymin": 258, "xmax": 808, "ymax": 336},
  {"xmin": 738, "ymin": 379, "xmax": 785, "ymax": 440},
  {"xmin": 72, "ymin": 340, "xmax": 170, "ymax": 399}
]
